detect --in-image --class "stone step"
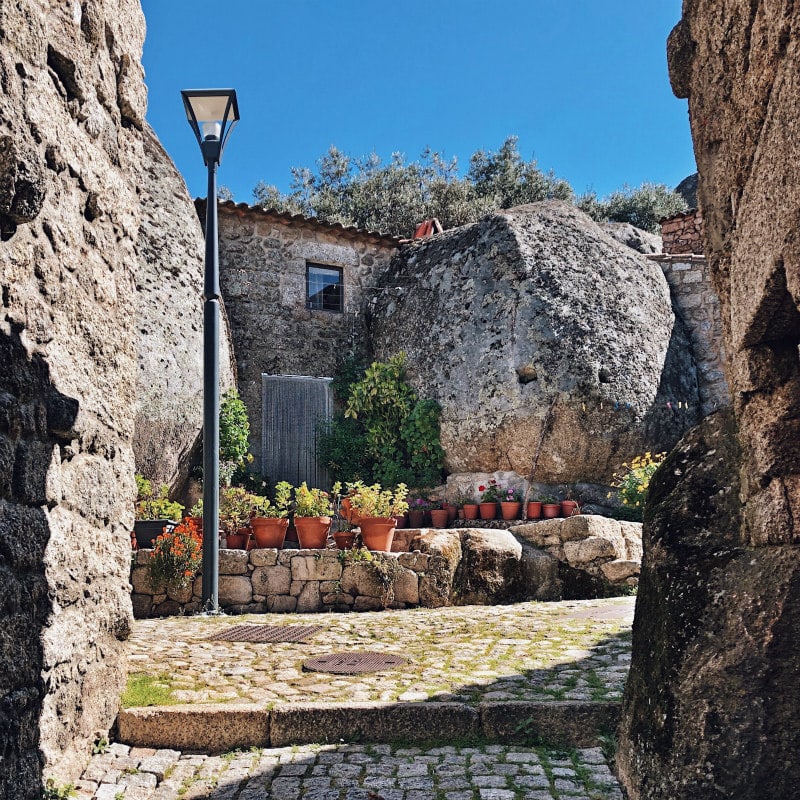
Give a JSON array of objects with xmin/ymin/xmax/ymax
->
[{"xmin": 116, "ymin": 699, "xmax": 620, "ymax": 752}]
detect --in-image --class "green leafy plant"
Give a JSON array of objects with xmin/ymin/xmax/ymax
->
[
  {"xmin": 42, "ymin": 779, "xmax": 75, "ymax": 799},
  {"xmin": 609, "ymin": 451, "xmax": 666, "ymax": 520},
  {"xmin": 317, "ymin": 412, "xmax": 370, "ymax": 485},
  {"xmin": 344, "ymin": 481, "xmax": 409, "ymax": 518},
  {"xmin": 92, "ymin": 736, "xmax": 109, "ymax": 755},
  {"xmin": 147, "ymin": 518, "xmax": 203, "ymax": 591},
  {"xmin": 121, "ymin": 673, "xmax": 176, "ymax": 708},
  {"xmin": 259, "ymin": 481, "xmax": 292, "ymax": 518},
  {"xmin": 478, "ymin": 480, "xmax": 501, "ymax": 503},
  {"xmin": 135, "ymin": 474, "xmax": 184, "ymax": 521},
  {"xmin": 219, "ymin": 486, "xmax": 270, "ymax": 533},
  {"xmin": 294, "ymin": 482, "xmax": 334, "ymax": 517},
  {"xmin": 220, "ymin": 389, "xmax": 250, "ymax": 463},
  {"xmin": 577, "ymin": 182, "xmax": 687, "ymax": 233}
]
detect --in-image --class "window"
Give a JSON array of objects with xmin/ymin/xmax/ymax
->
[{"xmin": 306, "ymin": 263, "xmax": 343, "ymax": 312}]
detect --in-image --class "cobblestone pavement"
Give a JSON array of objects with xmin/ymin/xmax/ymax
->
[
  {"xmin": 125, "ymin": 598, "xmax": 634, "ymax": 707},
  {"xmin": 75, "ymin": 741, "xmax": 624, "ymax": 800}
]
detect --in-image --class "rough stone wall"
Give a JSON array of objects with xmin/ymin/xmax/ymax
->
[
  {"xmin": 649, "ymin": 253, "xmax": 729, "ymax": 414},
  {"xmin": 369, "ymin": 202, "xmax": 701, "ymax": 486},
  {"xmin": 134, "ymin": 133, "xmax": 235, "ymax": 489},
  {"xmin": 0, "ymin": 0, "xmax": 146, "ymax": 793},
  {"xmin": 216, "ymin": 203, "xmax": 397, "ymax": 472},
  {"xmin": 660, "ymin": 209, "xmax": 703, "ymax": 255},
  {"xmin": 619, "ymin": 3, "xmax": 800, "ymax": 798}
]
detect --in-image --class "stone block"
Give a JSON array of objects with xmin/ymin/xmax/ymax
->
[
  {"xmin": 600, "ymin": 559, "xmax": 640, "ymax": 583},
  {"xmin": 295, "ymin": 581, "xmax": 321, "ymax": 612},
  {"xmin": 563, "ymin": 536, "xmax": 617, "ymax": 567},
  {"xmin": 166, "ymin": 583, "xmax": 193, "ymax": 604},
  {"xmin": 619, "ymin": 522, "xmax": 643, "ymax": 561},
  {"xmin": 322, "ymin": 592, "xmax": 353, "ymax": 605},
  {"xmin": 559, "ymin": 515, "xmax": 622, "ymax": 543},
  {"xmin": 392, "ymin": 569, "xmax": 419, "ymax": 604},
  {"xmin": 130, "ymin": 565, "xmax": 159, "ymax": 595},
  {"xmin": 341, "ymin": 563, "xmax": 384, "ymax": 597},
  {"xmin": 219, "ymin": 549, "xmax": 249, "ymax": 575},
  {"xmin": 397, "ymin": 551, "xmax": 430, "ymax": 571},
  {"xmin": 218, "ymin": 575, "xmax": 253, "ymax": 605},
  {"xmin": 251, "ymin": 565, "xmax": 291, "ymax": 596},
  {"xmin": 130, "ymin": 594, "xmax": 153, "ymax": 619},
  {"xmin": 353, "ymin": 596, "xmax": 384, "ymax": 611},
  {"xmin": 267, "ymin": 595, "xmax": 297, "ymax": 613},
  {"xmin": 291, "ymin": 553, "xmax": 342, "ymax": 581},
  {"xmin": 249, "ymin": 549, "xmax": 278, "ymax": 567}
]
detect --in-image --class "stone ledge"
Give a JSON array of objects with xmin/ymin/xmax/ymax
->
[{"xmin": 116, "ymin": 699, "xmax": 621, "ymax": 751}]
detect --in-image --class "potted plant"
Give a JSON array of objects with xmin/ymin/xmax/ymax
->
[
  {"xmin": 134, "ymin": 474, "xmax": 185, "ymax": 549},
  {"xmin": 220, "ymin": 486, "xmax": 255, "ymax": 548},
  {"xmin": 407, "ymin": 496, "xmax": 430, "ymax": 528},
  {"xmin": 478, "ymin": 480, "xmax": 500, "ymax": 520},
  {"xmin": 526, "ymin": 497, "xmax": 543, "ymax": 520},
  {"xmin": 458, "ymin": 490, "xmax": 479, "ymax": 520},
  {"xmin": 541, "ymin": 495, "xmax": 561, "ymax": 519},
  {"xmin": 500, "ymin": 486, "xmax": 523, "ymax": 520},
  {"xmin": 429, "ymin": 500, "xmax": 449, "ymax": 528},
  {"xmin": 250, "ymin": 481, "xmax": 292, "ymax": 548},
  {"xmin": 293, "ymin": 482, "xmax": 334, "ymax": 548},
  {"xmin": 346, "ymin": 481, "xmax": 409, "ymax": 551},
  {"xmin": 187, "ymin": 499, "xmax": 204, "ymax": 534},
  {"xmin": 560, "ymin": 485, "xmax": 581, "ymax": 518}
]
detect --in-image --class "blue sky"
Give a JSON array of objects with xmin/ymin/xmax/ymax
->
[{"xmin": 141, "ymin": 1, "xmax": 694, "ymax": 205}]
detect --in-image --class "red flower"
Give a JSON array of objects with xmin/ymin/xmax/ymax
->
[{"xmin": 478, "ymin": 485, "xmax": 486, "ymax": 492}]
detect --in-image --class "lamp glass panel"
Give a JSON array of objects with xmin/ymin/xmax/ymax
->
[{"xmin": 186, "ymin": 94, "xmax": 230, "ymax": 122}]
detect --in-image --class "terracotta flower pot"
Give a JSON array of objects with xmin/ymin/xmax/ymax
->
[
  {"xmin": 294, "ymin": 516, "xmax": 332, "ymax": 549},
  {"xmin": 340, "ymin": 497, "xmax": 359, "ymax": 525},
  {"xmin": 526, "ymin": 501, "xmax": 542, "ymax": 520},
  {"xmin": 225, "ymin": 530, "xmax": 248, "ymax": 549},
  {"xmin": 462, "ymin": 504, "xmax": 479, "ymax": 520},
  {"xmin": 542, "ymin": 503, "xmax": 561, "ymax": 519},
  {"xmin": 561, "ymin": 500, "xmax": 580, "ymax": 517},
  {"xmin": 408, "ymin": 509, "xmax": 425, "ymax": 528},
  {"xmin": 333, "ymin": 530, "xmax": 356, "ymax": 550},
  {"xmin": 358, "ymin": 517, "xmax": 396, "ymax": 551},
  {"xmin": 479, "ymin": 502, "xmax": 497, "ymax": 520},
  {"xmin": 430, "ymin": 509, "xmax": 449, "ymax": 528},
  {"xmin": 251, "ymin": 517, "xmax": 288, "ymax": 548},
  {"xmin": 500, "ymin": 501, "xmax": 522, "ymax": 521},
  {"xmin": 444, "ymin": 503, "xmax": 458, "ymax": 524}
]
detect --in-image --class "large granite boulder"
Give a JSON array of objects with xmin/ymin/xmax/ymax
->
[
  {"xmin": 0, "ymin": 1, "xmax": 146, "ymax": 793},
  {"xmin": 618, "ymin": 5, "xmax": 800, "ymax": 798},
  {"xmin": 134, "ymin": 130, "xmax": 235, "ymax": 488},
  {"xmin": 369, "ymin": 201, "xmax": 700, "ymax": 486}
]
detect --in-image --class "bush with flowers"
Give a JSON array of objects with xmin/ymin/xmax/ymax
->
[
  {"xmin": 610, "ymin": 451, "xmax": 666, "ymax": 517},
  {"xmin": 147, "ymin": 518, "xmax": 203, "ymax": 591},
  {"xmin": 499, "ymin": 486, "xmax": 522, "ymax": 503},
  {"xmin": 479, "ymin": 479, "xmax": 501, "ymax": 503}
]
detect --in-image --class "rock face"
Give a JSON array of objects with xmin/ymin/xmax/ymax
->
[
  {"xmin": 0, "ymin": 1, "xmax": 157, "ymax": 794},
  {"xmin": 619, "ymin": 5, "xmax": 800, "ymax": 798},
  {"xmin": 601, "ymin": 222, "xmax": 662, "ymax": 255},
  {"xmin": 134, "ymin": 131, "xmax": 235, "ymax": 488},
  {"xmin": 369, "ymin": 202, "xmax": 700, "ymax": 486}
]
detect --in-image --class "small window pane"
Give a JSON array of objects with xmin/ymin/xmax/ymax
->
[{"xmin": 307, "ymin": 264, "xmax": 343, "ymax": 312}]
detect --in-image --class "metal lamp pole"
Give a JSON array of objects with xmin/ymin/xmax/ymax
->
[{"xmin": 181, "ymin": 89, "xmax": 240, "ymax": 613}]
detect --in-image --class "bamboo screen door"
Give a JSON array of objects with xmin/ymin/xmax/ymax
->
[{"xmin": 261, "ymin": 375, "xmax": 333, "ymax": 488}]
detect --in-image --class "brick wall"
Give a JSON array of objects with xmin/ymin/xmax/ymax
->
[
  {"xmin": 217, "ymin": 204, "xmax": 398, "ymax": 476},
  {"xmin": 661, "ymin": 209, "xmax": 704, "ymax": 254}
]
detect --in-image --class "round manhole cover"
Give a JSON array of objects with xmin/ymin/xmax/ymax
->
[{"xmin": 302, "ymin": 651, "xmax": 408, "ymax": 674}]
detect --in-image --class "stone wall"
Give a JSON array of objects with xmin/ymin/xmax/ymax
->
[
  {"xmin": 648, "ymin": 253, "xmax": 729, "ymax": 414},
  {"xmin": 660, "ymin": 209, "xmax": 703, "ymax": 255},
  {"xmin": 215, "ymin": 203, "xmax": 398, "ymax": 473},
  {"xmin": 0, "ymin": 1, "xmax": 145, "ymax": 793}
]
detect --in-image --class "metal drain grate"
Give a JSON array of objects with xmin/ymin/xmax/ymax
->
[
  {"xmin": 302, "ymin": 651, "xmax": 408, "ymax": 674},
  {"xmin": 207, "ymin": 625, "xmax": 323, "ymax": 644}
]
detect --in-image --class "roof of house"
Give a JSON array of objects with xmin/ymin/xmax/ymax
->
[{"xmin": 196, "ymin": 199, "xmax": 403, "ymax": 246}]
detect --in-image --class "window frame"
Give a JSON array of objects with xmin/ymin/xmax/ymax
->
[{"xmin": 305, "ymin": 262, "xmax": 344, "ymax": 313}]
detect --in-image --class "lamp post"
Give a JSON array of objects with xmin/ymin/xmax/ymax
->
[{"xmin": 181, "ymin": 89, "xmax": 240, "ymax": 613}]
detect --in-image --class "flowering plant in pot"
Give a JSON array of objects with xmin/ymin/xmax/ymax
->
[
  {"xmin": 540, "ymin": 495, "xmax": 561, "ymax": 518},
  {"xmin": 220, "ymin": 486, "xmax": 259, "ymax": 548},
  {"xmin": 147, "ymin": 517, "xmax": 203, "ymax": 595},
  {"xmin": 134, "ymin": 474, "xmax": 185, "ymax": 549},
  {"xmin": 500, "ymin": 486, "xmax": 523, "ymax": 520},
  {"xmin": 478, "ymin": 480, "xmax": 500, "ymax": 520},
  {"xmin": 429, "ymin": 500, "xmax": 449, "ymax": 528},
  {"xmin": 407, "ymin": 496, "xmax": 431, "ymax": 528},
  {"xmin": 251, "ymin": 481, "xmax": 292, "ymax": 548},
  {"xmin": 346, "ymin": 481, "xmax": 409, "ymax": 551},
  {"xmin": 293, "ymin": 482, "xmax": 334, "ymax": 549},
  {"xmin": 457, "ymin": 490, "xmax": 479, "ymax": 520}
]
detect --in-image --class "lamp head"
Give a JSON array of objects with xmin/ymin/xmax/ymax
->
[{"xmin": 181, "ymin": 89, "xmax": 240, "ymax": 165}]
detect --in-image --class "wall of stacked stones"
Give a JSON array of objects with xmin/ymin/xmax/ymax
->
[
  {"xmin": 661, "ymin": 209, "xmax": 704, "ymax": 255},
  {"xmin": 649, "ymin": 253, "xmax": 729, "ymax": 414},
  {"xmin": 216, "ymin": 206, "xmax": 397, "ymax": 470}
]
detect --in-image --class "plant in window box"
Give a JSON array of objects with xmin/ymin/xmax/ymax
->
[
  {"xmin": 346, "ymin": 481, "xmax": 409, "ymax": 551},
  {"xmin": 134, "ymin": 474, "xmax": 185, "ymax": 549},
  {"xmin": 250, "ymin": 481, "xmax": 292, "ymax": 548},
  {"xmin": 293, "ymin": 482, "xmax": 334, "ymax": 548}
]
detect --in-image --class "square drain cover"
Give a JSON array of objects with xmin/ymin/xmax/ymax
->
[
  {"xmin": 303, "ymin": 651, "xmax": 408, "ymax": 674},
  {"xmin": 207, "ymin": 624, "xmax": 323, "ymax": 643}
]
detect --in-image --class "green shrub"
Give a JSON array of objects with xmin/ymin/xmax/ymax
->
[{"xmin": 577, "ymin": 183, "xmax": 688, "ymax": 233}]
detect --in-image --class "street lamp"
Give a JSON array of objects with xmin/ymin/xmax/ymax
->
[{"xmin": 181, "ymin": 88, "xmax": 240, "ymax": 612}]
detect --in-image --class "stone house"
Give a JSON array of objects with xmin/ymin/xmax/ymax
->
[{"xmin": 211, "ymin": 200, "xmax": 400, "ymax": 485}]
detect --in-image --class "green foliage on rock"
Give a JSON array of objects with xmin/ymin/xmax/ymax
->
[
  {"xmin": 318, "ymin": 353, "xmax": 445, "ymax": 487},
  {"xmin": 577, "ymin": 182, "xmax": 688, "ymax": 233},
  {"xmin": 253, "ymin": 136, "xmax": 572, "ymax": 237},
  {"xmin": 219, "ymin": 388, "xmax": 250, "ymax": 464}
]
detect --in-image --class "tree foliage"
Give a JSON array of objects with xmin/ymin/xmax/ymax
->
[{"xmin": 577, "ymin": 182, "xmax": 688, "ymax": 233}]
